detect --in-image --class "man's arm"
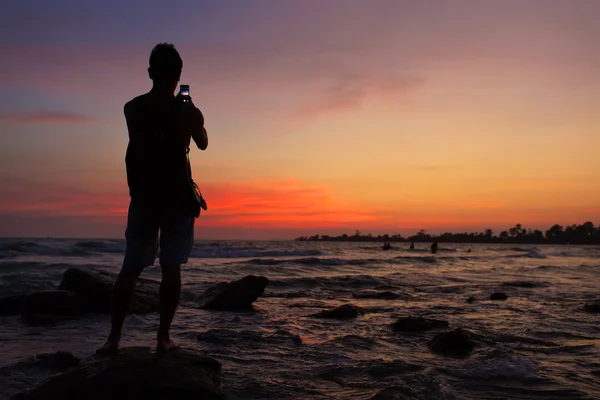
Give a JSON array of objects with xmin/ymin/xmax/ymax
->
[
  {"xmin": 124, "ymin": 100, "xmax": 136, "ymax": 140},
  {"xmin": 185, "ymin": 106, "xmax": 208, "ymax": 150}
]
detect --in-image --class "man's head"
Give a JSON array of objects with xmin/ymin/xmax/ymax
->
[{"xmin": 148, "ymin": 43, "xmax": 183, "ymax": 92}]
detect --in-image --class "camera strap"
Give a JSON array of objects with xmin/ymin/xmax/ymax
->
[
  {"xmin": 186, "ymin": 146, "xmax": 193, "ymax": 181},
  {"xmin": 186, "ymin": 146, "xmax": 207, "ymax": 213}
]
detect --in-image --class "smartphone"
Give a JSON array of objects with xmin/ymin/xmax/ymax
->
[{"xmin": 179, "ymin": 84, "xmax": 191, "ymax": 103}]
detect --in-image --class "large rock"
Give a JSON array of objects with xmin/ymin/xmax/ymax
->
[
  {"xmin": 0, "ymin": 352, "xmax": 81, "ymax": 399},
  {"xmin": 0, "ymin": 294, "xmax": 28, "ymax": 315},
  {"xmin": 583, "ymin": 301, "xmax": 600, "ymax": 313},
  {"xmin": 428, "ymin": 327, "xmax": 477, "ymax": 356},
  {"xmin": 11, "ymin": 347, "xmax": 225, "ymax": 400},
  {"xmin": 21, "ymin": 290, "xmax": 83, "ymax": 325},
  {"xmin": 311, "ymin": 304, "xmax": 365, "ymax": 319},
  {"xmin": 490, "ymin": 292, "xmax": 508, "ymax": 300},
  {"xmin": 21, "ymin": 290, "xmax": 82, "ymax": 315},
  {"xmin": 392, "ymin": 316, "xmax": 449, "ymax": 333},
  {"xmin": 195, "ymin": 275, "xmax": 269, "ymax": 310},
  {"xmin": 57, "ymin": 268, "xmax": 160, "ymax": 314}
]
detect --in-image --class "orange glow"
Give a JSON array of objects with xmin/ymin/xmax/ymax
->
[{"xmin": 1, "ymin": 176, "xmax": 597, "ymax": 239}]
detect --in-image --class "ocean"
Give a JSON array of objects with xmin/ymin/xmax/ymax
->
[{"xmin": 1, "ymin": 238, "xmax": 599, "ymax": 399}]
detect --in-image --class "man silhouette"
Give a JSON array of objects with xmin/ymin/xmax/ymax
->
[
  {"xmin": 431, "ymin": 241, "xmax": 438, "ymax": 254},
  {"xmin": 97, "ymin": 43, "xmax": 208, "ymax": 354}
]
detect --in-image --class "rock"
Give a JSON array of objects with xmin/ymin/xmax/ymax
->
[
  {"xmin": 391, "ymin": 316, "xmax": 449, "ymax": 333},
  {"xmin": 20, "ymin": 290, "xmax": 84, "ymax": 325},
  {"xmin": 57, "ymin": 268, "xmax": 161, "ymax": 314},
  {"xmin": 490, "ymin": 292, "xmax": 508, "ymax": 300},
  {"xmin": 21, "ymin": 290, "xmax": 83, "ymax": 316},
  {"xmin": 11, "ymin": 347, "xmax": 225, "ymax": 400},
  {"xmin": 0, "ymin": 352, "xmax": 80, "ymax": 374},
  {"xmin": 352, "ymin": 290, "xmax": 403, "ymax": 300},
  {"xmin": 195, "ymin": 275, "xmax": 269, "ymax": 310},
  {"xmin": 0, "ymin": 352, "xmax": 81, "ymax": 399},
  {"xmin": 429, "ymin": 327, "xmax": 476, "ymax": 356},
  {"xmin": 466, "ymin": 296, "xmax": 476, "ymax": 303},
  {"xmin": 583, "ymin": 301, "xmax": 600, "ymax": 313},
  {"xmin": 311, "ymin": 304, "xmax": 365, "ymax": 319},
  {"xmin": 0, "ymin": 294, "xmax": 28, "ymax": 315},
  {"xmin": 21, "ymin": 352, "xmax": 80, "ymax": 369}
]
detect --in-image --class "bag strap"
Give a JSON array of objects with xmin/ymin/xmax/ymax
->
[
  {"xmin": 186, "ymin": 146, "xmax": 193, "ymax": 181},
  {"xmin": 187, "ymin": 145, "xmax": 207, "ymax": 212}
]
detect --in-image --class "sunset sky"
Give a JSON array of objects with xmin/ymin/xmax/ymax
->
[{"xmin": 0, "ymin": 1, "xmax": 599, "ymax": 239}]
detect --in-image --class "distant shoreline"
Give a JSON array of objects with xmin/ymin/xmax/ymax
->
[{"xmin": 295, "ymin": 222, "xmax": 600, "ymax": 245}]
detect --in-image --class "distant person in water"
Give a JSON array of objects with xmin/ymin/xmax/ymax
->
[
  {"xmin": 409, "ymin": 241, "xmax": 414, "ymax": 250},
  {"xmin": 97, "ymin": 43, "xmax": 208, "ymax": 355},
  {"xmin": 431, "ymin": 241, "xmax": 438, "ymax": 254}
]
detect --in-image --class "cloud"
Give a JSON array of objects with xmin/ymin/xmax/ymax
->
[
  {"xmin": 296, "ymin": 74, "xmax": 426, "ymax": 118},
  {"xmin": 0, "ymin": 111, "xmax": 96, "ymax": 125},
  {"xmin": 0, "ymin": 179, "xmax": 127, "ymax": 217}
]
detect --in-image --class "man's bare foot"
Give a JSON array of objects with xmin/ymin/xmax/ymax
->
[
  {"xmin": 156, "ymin": 337, "xmax": 180, "ymax": 354},
  {"xmin": 96, "ymin": 338, "xmax": 120, "ymax": 355}
]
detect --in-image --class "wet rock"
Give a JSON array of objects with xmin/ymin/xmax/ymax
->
[
  {"xmin": 0, "ymin": 294, "xmax": 28, "ymax": 315},
  {"xmin": 20, "ymin": 290, "xmax": 84, "ymax": 325},
  {"xmin": 428, "ymin": 327, "xmax": 477, "ymax": 356},
  {"xmin": 583, "ymin": 301, "xmax": 600, "ymax": 313},
  {"xmin": 57, "ymin": 268, "xmax": 161, "ymax": 314},
  {"xmin": 311, "ymin": 304, "xmax": 365, "ymax": 319},
  {"xmin": 352, "ymin": 290, "xmax": 404, "ymax": 300},
  {"xmin": 195, "ymin": 275, "xmax": 269, "ymax": 310},
  {"xmin": 21, "ymin": 290, "xmax": 82, "ymax": 316},
  {"xmin": 0, "ymin": 352, "xmax": 80, "ymax": 374},
  {"xmin": 392, "ymin": 316, "xmax": 449, "ymax": 333},
  {"xmin": 490, "ymin": 292, "xmax": 508, "ymax": 300},
  {"xmin": 466, "ymin": 296, "xmax": 476, "ymax": 303},
  {"xmin": 0, "ymin": 352, "xmax": 81, "ymax": 399},
  {"xmin": 11, "ymin": 347, "xmax": 224, "ymax": 400}
]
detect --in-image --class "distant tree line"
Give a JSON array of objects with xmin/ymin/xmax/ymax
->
[{"xmin": 295, "ymin": 222, "xmax": 600, "ymax": 244}]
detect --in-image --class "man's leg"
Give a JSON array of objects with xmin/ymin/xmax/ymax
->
[
  {"xmin": 156, "ymin": 206, "xmax": 194, "ymax": 352},
  {"xmin": 97, "ymin": 267, "xmax": 144, "ymax": 353},
  {"xmin": 97, "ymin": 202, "xmax": 158, "ymax": 354},
  {"xmin": 157, "ymin": 264, "xmax": 181, "ymax": 351}
]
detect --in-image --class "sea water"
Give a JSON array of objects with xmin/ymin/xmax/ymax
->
[{"xmin": 1, "ymin": 238, "xmax": 599, "ymax": 399}]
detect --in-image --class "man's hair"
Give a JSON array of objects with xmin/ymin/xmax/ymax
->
[{"xmin": 149, "ymin": 43, "xmax": 183, "ymax": 81}]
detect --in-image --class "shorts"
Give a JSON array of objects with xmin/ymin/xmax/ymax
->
[{"xmin": 122, "ymin": 202, "xmax": 195, "ymax": 269}]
